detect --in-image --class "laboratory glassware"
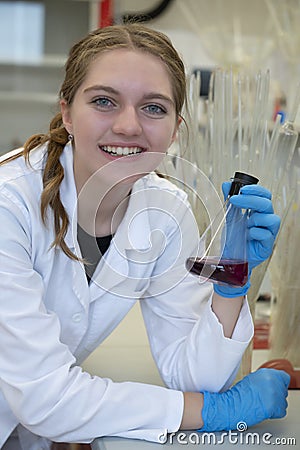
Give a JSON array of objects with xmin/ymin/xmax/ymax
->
[{"xmin": 186, "ymin": 171, "xmax": 259, "ymax": 286}]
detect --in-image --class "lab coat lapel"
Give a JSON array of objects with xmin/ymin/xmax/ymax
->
[
  {"xmin": 59, "ymin": 144, "xmax": 91, "ymax": 309},
  {"xmin": 89, "ymin": 178, "xmax": 152, "ymax": 300},
  {"xmin": 89, "ymin": 246, "xmax": 129, "ymax": 300}
]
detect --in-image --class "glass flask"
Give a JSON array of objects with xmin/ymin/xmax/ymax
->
[{"xmin": 186, "ymin": 172, "xmax": 259, "ymax": 287}]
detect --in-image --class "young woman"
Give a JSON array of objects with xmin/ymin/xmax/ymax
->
[{"xmin": 0, "ymin": 24, "xmax": 289, "ymax": 450}]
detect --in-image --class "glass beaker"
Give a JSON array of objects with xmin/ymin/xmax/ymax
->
[{"xmin": 186, "ymin": 172, "xmax": 259, "ymax": 287}]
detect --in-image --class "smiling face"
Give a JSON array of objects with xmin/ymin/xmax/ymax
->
[{"xmin": 61, "ymin": 48, "xmax": 180, "ymax": 193}]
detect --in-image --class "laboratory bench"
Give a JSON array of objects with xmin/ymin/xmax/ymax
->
[{"xmin": 91, "ymin": 390, "xmax": 300, "ymax": 450}]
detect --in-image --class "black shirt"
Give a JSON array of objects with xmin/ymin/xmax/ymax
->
[{"xmin": 77, "ymin": 224, "xmax": 113, "ymax": 283}]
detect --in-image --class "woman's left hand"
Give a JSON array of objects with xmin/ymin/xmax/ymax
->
[
  {"xmin": 214, "ymin": 182, "xmax": 280, "ymax": 299},
  {"xmin": 229, "ymin": 183, "xmax": 281, "ymax": 271}
]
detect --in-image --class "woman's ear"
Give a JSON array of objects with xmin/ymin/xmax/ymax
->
[{"xmin": 60, "ymin": 99, "xmax": 73, "ymax": 135}]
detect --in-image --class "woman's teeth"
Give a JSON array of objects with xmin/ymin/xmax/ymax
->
[{"xmin": 101, "ymin": 145, "xmax": 143, "ymax": 156}]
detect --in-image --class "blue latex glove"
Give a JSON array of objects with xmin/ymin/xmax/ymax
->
[
  {"xmin": 199, "ymin": 368, "xmax": 290, "ymax": 432},
  {"xmin": 214, "ymin": 183, "xmax": 280, "ymax": 298}
]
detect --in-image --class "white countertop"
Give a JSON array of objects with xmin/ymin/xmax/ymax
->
[{"xmin": 92, "ymin": 390, "xmax": 300, "ymax": 450}]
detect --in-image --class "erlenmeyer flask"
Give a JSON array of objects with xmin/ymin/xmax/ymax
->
[{"xmin": 186, "ymin": 172, "xmax": 259, "ymax": 286}]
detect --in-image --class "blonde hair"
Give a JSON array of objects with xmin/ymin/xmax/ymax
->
[{"xmin": 2, "ymin": 24, "xmax": 187, "ymax": 259}]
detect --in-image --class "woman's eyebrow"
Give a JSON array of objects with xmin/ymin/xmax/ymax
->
[
  {"xmin": 83, "ymin": 85, "xmax": 119, "ymax": 95},
  {"xmin": 143, "ymin": 92, "xmax": 174, "ymax": 106}
]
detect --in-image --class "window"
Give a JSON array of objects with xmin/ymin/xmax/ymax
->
[{"xmin": 0, "ymin": 1, "xmax": 45, "ymax": 62}]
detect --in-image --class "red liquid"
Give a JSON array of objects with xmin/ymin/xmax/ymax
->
[{"xmin": 186, "ymin": 257, "xmax": 248, "ymax": 287}]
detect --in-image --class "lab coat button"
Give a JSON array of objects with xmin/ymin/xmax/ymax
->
[{"xmin": 72, "ymin": 313, "xmax": 82, "ymax": 322}]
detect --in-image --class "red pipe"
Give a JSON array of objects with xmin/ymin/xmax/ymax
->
[{"xmin": 99, "ymin": 0, "xmax": 114, "ymax": 28}]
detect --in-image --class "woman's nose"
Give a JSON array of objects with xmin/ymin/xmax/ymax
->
[{"xmin": 112, "ymin": 106, "xmax": 142, "ymax": 136}]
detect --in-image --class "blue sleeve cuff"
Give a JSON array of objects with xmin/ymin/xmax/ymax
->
[{"xmin": 213, "ymin": 281, "xmax": 250, "ymax": 298}]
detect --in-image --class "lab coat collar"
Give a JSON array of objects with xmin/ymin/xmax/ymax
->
[
  {"xmin": 112, "ymin": 177, "xmax": 152, "ymax": 252},
  {"xmin": 59, "ymin": 142, "xmax": 79, "ymax": 253}
]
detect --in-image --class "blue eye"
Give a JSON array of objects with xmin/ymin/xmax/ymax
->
[
  {"xmin": 144, "ymin": 104, "xmax": 166, "ymax": 115},
  {"xmin": 92, "ymin": 97, "xmax": 114, "ymax": 108}
]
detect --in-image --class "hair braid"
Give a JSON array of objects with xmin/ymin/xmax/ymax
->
[{"xmin": 40, "ymin": 113, "xmax": 80, "ymax": 260}]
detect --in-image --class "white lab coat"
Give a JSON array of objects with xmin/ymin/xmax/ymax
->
[{"xmin": 0, "ymin": 143, "xmax": 253, "ymax": 449}]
